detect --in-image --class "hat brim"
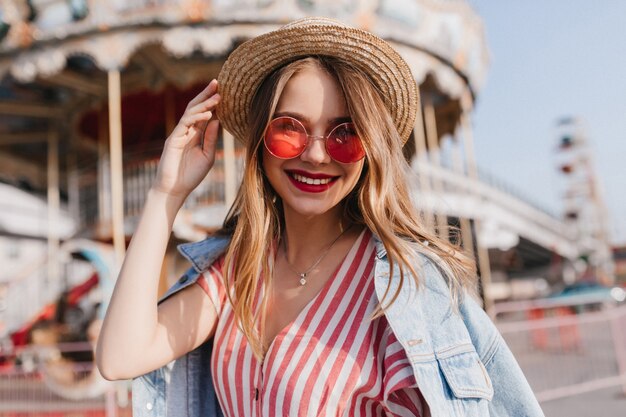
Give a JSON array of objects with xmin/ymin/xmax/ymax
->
[{"xmin": 217, "ymin": 21, "xmax": 418, "ymax": 145}]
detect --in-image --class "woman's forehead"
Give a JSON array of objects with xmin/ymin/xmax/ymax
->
[{"xmin": 275, "ymin": 66, "xmax": 348, "ymax": 124}]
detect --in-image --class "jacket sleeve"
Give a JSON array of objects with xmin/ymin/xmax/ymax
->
[
  {"xmin": 132, "ymin": 366, "xmax": 167, "ymax": 417},
  {"xmin": 132, "ymin": 340, "xmax": 224, "ymax": 417},
  {"xmin": 459, "ymin": 295, "xmax": 546, "ymax": 417}
]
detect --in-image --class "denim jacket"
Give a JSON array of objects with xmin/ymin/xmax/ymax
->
[{"xmin": 132, "ymin": 234, "xmax": 544, "ymax": 417}]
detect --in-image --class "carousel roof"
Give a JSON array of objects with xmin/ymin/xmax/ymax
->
[{"xmin": 0, "ymin": 0, "xmax": 489, "ymax": 98}]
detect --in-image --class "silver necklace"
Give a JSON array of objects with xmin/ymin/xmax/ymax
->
[{"xmin": 282, "ymin": 225, "xmax": 352, "ymax": 286}]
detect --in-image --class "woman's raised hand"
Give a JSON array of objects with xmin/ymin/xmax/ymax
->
[
  {"xmin": 153, "ymin": 79, "xmax": 221, "ymax": 205},
  {"xmin": 98, "ymin": 80, "xmax": 223, "ymax": 381}
]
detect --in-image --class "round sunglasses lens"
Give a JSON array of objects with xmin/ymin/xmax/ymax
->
[
  {"xmin": 265, "ymin": 118, "xmax": 306, "ymax": 158},
  {"xmin": 327, "ymin": 124, "xmax": 365, "ymax": 163}
]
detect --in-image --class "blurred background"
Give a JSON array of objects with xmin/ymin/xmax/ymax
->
[{"xmin": 0, "ymin": 1, "xmax": 624, "ymax": 416}]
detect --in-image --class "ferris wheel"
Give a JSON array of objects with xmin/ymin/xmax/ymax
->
[{"xmin": 554, "ymin": 117, "xmax": 614, "ymax": 284}]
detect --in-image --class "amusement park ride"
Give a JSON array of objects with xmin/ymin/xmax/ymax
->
[
  {"xmin": 554, "ymin": 117, "xmax": 614, "ymax": 284},
  {"xmin": 0, "ymin": 0, "xmax": 614, "ymax": 412}
]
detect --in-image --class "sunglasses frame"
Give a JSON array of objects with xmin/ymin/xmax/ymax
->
[{"xmin": 263, "ymin": 116, "xmax": 365, "ymax": 164}]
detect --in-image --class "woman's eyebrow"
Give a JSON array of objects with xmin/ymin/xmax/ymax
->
[
  {"xmin": 273, "ymin": 111, "xmax": 310, "ymax": 124},
  {"xmin": 330, "ymin": 116, "xmax": 352, "ymax": 125}
]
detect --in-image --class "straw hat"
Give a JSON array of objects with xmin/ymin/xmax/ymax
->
[{"xmin": 217, "ymin": 17, "xmax": 418, "ymax": 145}]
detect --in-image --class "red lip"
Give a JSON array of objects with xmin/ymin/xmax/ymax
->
[{"xmin": 285, "ymin": 170, "xmax": 339, "ymax": 193}]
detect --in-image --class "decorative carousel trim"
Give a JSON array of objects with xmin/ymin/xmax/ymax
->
[
  {"xmin": 4, "ymin": 25, "xmax": 240, "ymax": 82},
  {"xmin": 394, "ymin": 44, "xmax": 468, "ymax": 99},
  {"xmin": 3, "ymin": 29, "xmax": 478, "ymax": 103},
  {"xmin": 1, "ymin": 0, "xmax": 489, "ymax": 93},
  {"xmin": 373, "ymin": 2, "xmax": 489, "ymax": 93}
]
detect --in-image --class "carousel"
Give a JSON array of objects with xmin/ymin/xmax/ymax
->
[{"xmin": 0, "ymin": 0, "xmax": 492, "ymax": 412}]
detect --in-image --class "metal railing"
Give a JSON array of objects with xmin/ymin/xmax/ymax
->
[
  {"xmin": 409, "ymin": 160, "xmax": 580, "ymax": 258},
  {"xmin": 0, "ymin": 341, "xmax": 131, "ymax": 417},
  {"xmin": 476, "ymin": 166, "xmax": 561, "ymax": 220},
  {"xmin": 495, "ymin": 299, "xmax": 626, "ymax": 403},
  {"xmin": 76, "ymin": 147, "xmax": 246, "ymax": 233},
  {"xmin": 411, "ymin": 160, "xmax": 566, "ymax": 228}
]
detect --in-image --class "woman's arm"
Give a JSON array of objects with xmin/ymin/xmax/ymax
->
[{"xmin": 95, "ymin": 81, "xmax": 221, "ymax": 381}]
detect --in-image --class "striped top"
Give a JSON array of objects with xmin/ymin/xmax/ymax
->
[{"xmin": 196, "ymin": 229, "xmax": 425, "ymax": 417}]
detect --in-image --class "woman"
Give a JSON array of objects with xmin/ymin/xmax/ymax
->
[{"xmin": 96, "ymin": 17, "xmax": 544, "ymax": 417}]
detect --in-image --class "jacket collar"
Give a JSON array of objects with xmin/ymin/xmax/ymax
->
[{"xmin": 177, "ymin": 234, "xmax": 231, "ymax": 273}]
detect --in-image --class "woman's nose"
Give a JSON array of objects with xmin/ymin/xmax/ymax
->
[{"xmin": 300, "ymin": 136, "xmax": 331, "ymax": 165}]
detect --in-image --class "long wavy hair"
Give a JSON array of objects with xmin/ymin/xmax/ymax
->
[{"xmin": 218, "ymin": 56, "xmax": 476, "ymax": 360}]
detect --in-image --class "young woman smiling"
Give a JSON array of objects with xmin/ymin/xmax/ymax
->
[{"xmin": 96, "ymin": 17, "xmax": 545, "ymax": 417}]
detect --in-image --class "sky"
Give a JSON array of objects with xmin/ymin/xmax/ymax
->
[{"xmin": 467, "ymin": 1, "xmax": 626, "ymax": 245}]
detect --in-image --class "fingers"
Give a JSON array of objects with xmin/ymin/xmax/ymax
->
[
  {"xmin": 187, "ymin": 79, "xmax": 218, "ymax": 108},
  {"xmin": 187, "ymin": 92, "xmax": 220, "ymax": 116},
  {"xmin": 182, "ymin": 84, "xmax": 220, "ymax": 130},
  {"xmin": 180, "ymin": 110, "xmax": 214, "ymax": 129},
  {"xmin": 166, "ymin": 81, "xmax": 220, "ymax": 145},
  {"xmin": 202, "ymin": 118, "xmax": 220, "ymax": 155}
]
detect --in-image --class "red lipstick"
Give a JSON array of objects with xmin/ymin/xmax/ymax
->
[{"xmin": 285, "ymin": 170, "xmax": 338, "ymax": 193}]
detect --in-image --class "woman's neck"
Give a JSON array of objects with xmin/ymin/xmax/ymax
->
[{"xmin": 281, "ymin": 206, "xmax": 350, "ymax": 264}]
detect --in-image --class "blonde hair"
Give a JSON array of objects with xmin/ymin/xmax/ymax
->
[{"xmin": 219, "ymin": 56, "xmax": 476, "ymax": 360}]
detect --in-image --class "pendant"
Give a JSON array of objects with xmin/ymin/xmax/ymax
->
[{"xmin": 299, "ymin": 273, "xmax": 307, "ymax": 286}]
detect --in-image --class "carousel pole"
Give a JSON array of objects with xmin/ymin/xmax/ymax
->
[
  {"xmin": 47, "ymin": 127, "xmax": 60, "ymax": 288},
  {"xmin": 451, "ymin": 136, "xmax": 475, "ymax": 260},
  {"xmin": 413, "ymin": 89, "xmax": 435, "ymax": 233},
  {"xmin": 460, "ymin": 91, "xmax": 494, "ymax": 316},
  {"xmin": 98, "ymin": 107, "xmax": 112, "ymax": 236},
  {"xmin": 423, "ymin": 96, "xmax": 449, "ymax": 239},
  {"xmin": 108, "ymin": 69, "xmax": 126, "ymax": 265},
  {"xmin": 67, "ymin": 132, "xmax": 80, "ymax": 223}
]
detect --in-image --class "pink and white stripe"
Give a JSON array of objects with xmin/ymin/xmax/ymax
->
[{"xmin": 197, "ymin": 230, "xmax": 425, "ymax": 417}]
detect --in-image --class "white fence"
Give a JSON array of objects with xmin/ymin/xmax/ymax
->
[
  {"xmin": 495, "ymin": 299, "xmax": 626, "ymax": 403},
  {"xmin": 0, "ymin": 341, "xmax": 129, "ymax": 417}
]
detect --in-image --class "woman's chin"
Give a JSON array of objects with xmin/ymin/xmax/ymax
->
[{"xmin": 281, "ymin": 199, "xmax": 340, "ymax": 220}]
